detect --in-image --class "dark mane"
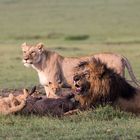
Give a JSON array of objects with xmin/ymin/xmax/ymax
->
[
  {"xmin": 77, "ymin": 61, "xmax": 89, "ymax": 68},
  {"xmin": 76, "ymin": 58, "xmax": 137, "ymax": 103},
  {"xmin": 92, "ymin": 58, "xmax": 137, "ymax": 100},
  {"xmin": 73, "ymin": 57, "xmax": 140, "ymax": 114}
]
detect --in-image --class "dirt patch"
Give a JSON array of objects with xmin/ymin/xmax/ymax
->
[{"xmin": 0, "ymin": 85, "xmax": 45, "ymax": 97}]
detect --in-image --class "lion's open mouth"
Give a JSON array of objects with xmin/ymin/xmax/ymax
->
[
  {"xmin": 73, "ymin": 80, "xmax": 90, "ymax": 95},
  {"xmin": 73, "ymin": 82, "xmax": 83, "ymax": 94},
  {"xmin": 75, "ymin": 86, "xmax": 82, "ymax": 93}
]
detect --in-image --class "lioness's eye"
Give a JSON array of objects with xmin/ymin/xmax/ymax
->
[{"xmin": 31, "ymin": 51, "xmax": 35, "ymax": 55}]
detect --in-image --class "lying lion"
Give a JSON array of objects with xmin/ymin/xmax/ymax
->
[
  {"xmin": 73, "ymin": 58, "xmax": 140, "ymax": 114},
  {"xmin": 21, "ymin": 43, "xmax": 139, "ymax": 98},
  {"xmin": 0, "ymin": 89, "xmax": 29, "ymax": 115}
]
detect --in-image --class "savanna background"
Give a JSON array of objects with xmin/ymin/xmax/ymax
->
[{"xmin": 0, "ymin": 0, "xmax": 140, "ymax": 139}]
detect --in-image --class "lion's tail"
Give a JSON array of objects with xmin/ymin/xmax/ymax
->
[{"xmin": 122, "ymin": 56, "xmax": 140, "ymax": 87}]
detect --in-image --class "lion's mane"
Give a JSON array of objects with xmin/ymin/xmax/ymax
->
[{"xmin": 73, "ymin": 58, "xmax": 140, "ymax": 114}]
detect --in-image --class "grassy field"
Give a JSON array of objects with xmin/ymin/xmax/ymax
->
[
  {"xmin": 0, "ymin": 0, "xmax": 140, "ymax": 139},
  {"xmin": 0, "ymin": 107, "xmax": 139, "ymax": 140}
]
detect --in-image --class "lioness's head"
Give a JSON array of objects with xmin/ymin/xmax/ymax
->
[{"xmin": 21, "ymin": 43, "xmax": 44, "ymax": 67}]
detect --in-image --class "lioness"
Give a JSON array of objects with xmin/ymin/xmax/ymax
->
[
  {"xmin": 21, "ymin": 43, "xmax": 139, "ymax": 98},
  {"xmin": 73, "ymin": 59, "xmax": 140, "ymax": 114},
  {"xmin": 0, "ymin": 89, "xmax": 28, "ymax": 115}
]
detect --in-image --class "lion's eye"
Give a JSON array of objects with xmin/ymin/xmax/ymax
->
[
  {"xmin": 84, "ymin": 72, "xmax": 88, "ymax": 76},
  {"xmin": 82, "ymin": 71, "xmax": 90, "ymax": 78},
  {"xmin": 31, "ymin": 51, "xmax": 35, "ymax": 55},
  {"xmin": 23, "ymin": 51, "xmax": 26, "ymax": 53}
]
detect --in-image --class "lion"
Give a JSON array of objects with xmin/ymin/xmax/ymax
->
[
  {"xmin": 73, "ymin": 58, "xmax": 140, "ymax": 114},
  {"xmin": 0, "ymin": 89, "xmax": 29, "ymax": 115},
  {"xmin": 21, "ymin": 42, "xmax": 139, "ymax": 98}
]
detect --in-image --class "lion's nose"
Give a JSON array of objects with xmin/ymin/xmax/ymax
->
[
  {"xmin": 73, "ymin": 75, "xmax": 80, "ymax": 81},
  {"xmin": 24, "ymin": 57, "xmax": 29, "ymax": 61}
]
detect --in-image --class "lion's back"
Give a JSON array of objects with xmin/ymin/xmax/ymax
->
[{"xmin": 94, "ymin": 53, "xmax": 124, "ymax": 75}]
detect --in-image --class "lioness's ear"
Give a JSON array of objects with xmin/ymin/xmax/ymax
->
[
  {"xmin": 21, "ymin": 42, "xmax": 27, "ymax": 48},
  {"xmin": 36, "ymin": 43, "xmax": 44, "ymax": 51},
  {"xmin": 21, "ymin": 42, "xmax": 28, "ymax": 51}
]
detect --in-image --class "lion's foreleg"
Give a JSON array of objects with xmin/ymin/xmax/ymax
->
[
  {"xmin": 64, "ymin": 109, "xmax": 80, "ymax": 116},
  {"xmin": 75, "ymin": 95, "xmax": 92, "ymax": 110}
]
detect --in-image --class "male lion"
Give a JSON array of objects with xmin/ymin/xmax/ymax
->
[
  {"xmin": 21, "ymin": 42, "xmax": 139, "ymax": 98},
  {"xmin": 73, "ymin": 59, "xmax": 140, "ymax": 114}
]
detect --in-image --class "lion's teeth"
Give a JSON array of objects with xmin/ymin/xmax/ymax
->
[{"xmin": 76, "ymin": 87, "xmax": 81, "ymax": 92}]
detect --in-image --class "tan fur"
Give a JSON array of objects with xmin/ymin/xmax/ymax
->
[
  {"xmin": 21, "ymin": 42, "xmax": 139, "ymax": 98},
  {"xmin": 73, "ymin": 59, "xmax": 140, "ymax": 114},
  {"xmin": 0, "ymin": 89, "xmax": 28, "ymax": 115}
]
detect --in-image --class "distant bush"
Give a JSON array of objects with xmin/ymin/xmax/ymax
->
[
  {"xmin": 65, "ymin": 35, "xmax": 89, "ymax": 41},
  {"xmin": 47, "ymin": 32, "xmax": 64, "ymax": 39}
]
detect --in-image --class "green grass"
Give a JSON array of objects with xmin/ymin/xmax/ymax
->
[
  {"xmin": 0, "ymin": 0, "xmax": 140, "ymax": 44},
  {"xmin": 0, "ymin": 0, "xmax": 140, "ymax": 139},
  {"xmin": 0, "ymin": 106, "xmax": 139, "ymax": 140}
]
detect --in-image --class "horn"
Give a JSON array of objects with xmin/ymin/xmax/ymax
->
[{"xmin": 29, "ymin": 86, "xmax": 36, "ymax": 95}]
